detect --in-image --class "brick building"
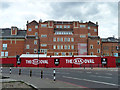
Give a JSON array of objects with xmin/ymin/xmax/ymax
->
[
  {"xmin": 0, "ymin": 20, "xmax": 120, "ymax": 57},
  {"xmin": 0, "ymin": 27, "xmax": 26, "ymax": 57}
]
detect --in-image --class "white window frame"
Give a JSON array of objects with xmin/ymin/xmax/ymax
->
[
  {"xmin": 90, "ymin": 45, "xmax": 93, "ymax": 49},
  {"xmin": 54, "ymin": 52, "xmax": 59, "ymax": 56},
  {"xmin": 53, "ymin": 45, "xmax": 56, "ymax": 49},
  {"xmin": 35, "ymin": 32, "xmax": 38, "ymax": 36},
  {"xmin": 65, "ymin": 45, "xmax": 67, "ymax": 49},
  {"xmin": 62, "ymin": 52, "xmax": 66, "ymax": 56},
  {"xmin": 80, "ymin": 25, "xmax": 86, "ymax": 28},
  {"xmin": 28, "ymin": 28, "xmax": 31, "ymax": 31},
  {"xmin": 41, "ymin": 44, "xmax": 47, "ymax": 47},
  {"xmin": 88, "ymin": 26, "xmax": 90, "ymax": 29},
  {"xmin": 26, "ymin": 45, "xmax": 29, "ymax": 49},
  {"xmin": 68, "ymin": 38, "xmax": 70, "ymax": 42},
  {"xmin": 35, "ymin": 25, "xmax": 38, "ymax": 29},
  {"xmin": 34, "ymin": 40, "xmax": 37, "ymax": 45},
  {"xmin": 71, "ymin": 38, "xmax": 74, "ymax": 42},
  {"xmin": 91, "ymin": 52, "xmax": 93, "ymax": 55},
  {"xmin": 64, "ymin": 25, "xmax": 67, "ymax": 28},
  {"xmin": 41, "ymin": 24, "xmax": 47, "ymax": 27},
  {"xmin": 3, "ymin": 44, "xmax": 7, "ymax": 50},
  {"xmin": 56, "ymin": 25, "xmax": 59, "ymax": 28},
  {"xmin": 61, "ymin": 45, "xmax": 63, "ymax": 49},
  {"xmin": 97, "ymin": 41, "xmax": 100, "ymax": 45},
  {"xmin": 53, "ymin": 38, "xmax": 56, "ymax": 42},
  {"xmin": 57, "ymin": 45, "xmax": 60, "ymax": 49},
  {"xmin": 41, "ymin": 35, "xmax": 47, "ymax": 37},
  {"xmin": 5, "ymin": 52, "xmax": 8, "ymax": 56},
  {"xmin": 71, "ymin": 45, "xmax": 74, "ymax": 49},
  {"xmin": 1, "ymin": 52, "xmax": 4, "ymax": 56},
  {"xmin": 60, "ymin": 25, "xmax": 62, "ymax": 28},
  {"xmin": 34, "ymin": 49, "xmax": 37, "ymax": 53},
  {"xmin": 80, "ymin": 35, "xmax": 86, "ymax": 38},
  {"xmin": 68, "ymin": 45, "xmax": 70, "ymax": 49},
  {"xmin": 97, "ymin": 49, "xmax": 100, "ymax": 53},
  {"xmin": 94, "ymin": 29, "xmax": 97, "ymax": 32},
  {"xmin": 26, "ymin": 52, "xmax": 29, "ymax": 54},
  {"xmin": 68, "ymin": 25, "xmax": 70, "ymax": 28}
]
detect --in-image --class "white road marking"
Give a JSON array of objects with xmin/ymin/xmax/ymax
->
[
  {"xmin": 86, "ymin": 72, "xmax": 92, "ymax": 74},
  {"xmin": 106, "ymin": 73, "xmax": 112, "ymax": 75},
  {"xmin": 63, "ymin": 76, "xmax": 118, "ymax": 86},
  {"xmin": 56, "ymin": 72, "xmax": 69, "ymax": 74},
  {"xmin": 91, "ymin": 75, "xmax": 112, "ymax": 79}
]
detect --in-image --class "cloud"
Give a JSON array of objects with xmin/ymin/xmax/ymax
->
[{"xmin": 0, "ymin": 1, "xmax": 118, "ymax": 38}]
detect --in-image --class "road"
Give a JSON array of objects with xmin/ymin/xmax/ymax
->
[{"xmin": 1, "ymin": 67, "xmax": 119, "ymax": 89}]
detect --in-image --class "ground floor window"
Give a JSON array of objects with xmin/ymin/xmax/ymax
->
[{"xmin": 40, "ymin": 49, "xmax": 47, "ymax": 54}]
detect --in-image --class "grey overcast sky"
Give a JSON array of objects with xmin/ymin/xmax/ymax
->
[{"xmin": 0, "ymin": 0, "xmax": 119, "ymax": 38}]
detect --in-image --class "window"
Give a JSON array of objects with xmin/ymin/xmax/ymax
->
[
  {"xmin": 56, "ymin": 25, "xmax": 59, "ymax": 28},
  {"xmin": 5, "ymin": 52, "xmax": 8, "ymax": 56},
  {"xmin": 64, "ymin": 38, "xmax": 67, "ymax": 42},
  {"xmin": 97, "ymin": 49, "xmax": 100, "ymax": 53},
  {"xmin": 60, "ymin": 25, "xmax": 62, "ymax": 28},
  {"xmin": 97, "ymin": 41, "xmax": 100, "ymax": 45},
  {"xmin": 71, "ymin": 38, "xmax": 74, "ymax": 42},
  {"xmin": 41, "ymin": 44, "xmax": 47, "ymax": 47},
  {"xmin": 88, "ymin": 33, "xmax": 91, "ymax": 36},
  {"xmin": 54, "ymin": 52, "xmax": 59, "ymax": 56},
  {"xmin": 90, "ymin": 45, "xmax": 93, "ymax": 49},
  {"xmin": 40, "ymin": 49, "xmax": 47, "ymax": 54},
  {"xmin": 80, "ymin": 25, "xmax": 86, "ymax": 28},
  {"xmin": 3, "ymin": 44, "xmax": 7, "ymax": 50},
  {"xmin": 35, "ymin": 25, "xmax": 38, "ymax": 29},
  {"xmin": 34, "ymin": 49, "xmax": 37, "ymax": 53},
  {"xmin": 64, "ymin": 25, "xmax": 67, "ymax": 28},
  {"xmin": 61, "ymin": 45, "xmax": 63, "ymax": 49},
  {"xmin": 71, "ymin": 45, "xmax": 74, "ymax": 49},
  {"xmin": 26, "ymin": 52, "xmax": 29, "ymax": 54},
  {"xmin": 91, "ymin": 52, "xmax": 93, "ymax": 55},
  {"xmin": 69, "ymin": 52, "xmax": 72, "ymax": 56},
  {"xmin": 62, "ymin": 52, "xmax": 65, "ymax": 56},
  {"xmin": 68, "ymin": 25, "xmax": 70, "ymax": 28},
  {"xmin": 68, "ymin": 45, "xmax": 70, "ymax": 49},
  {"xmin": 80, "ymin": 35, "xmax": 86, "ymax": 38},
  {"xmin": 57, "ymin": 38, "xmax": 60, "ymax": 42},
  {"xmin": 68, "ymin": 38, "xmax": 70, "ymax": 42},
  {"xmin": 1, "ymin": 52, "xmax": 4, "ymax": 56},
  {"xmin": 65, "ymin": 45, "xmax": 67, "ymax": 49},
  {"xmin": 61, "ymin": 38, "xmax": 63, "ymax": 42},
  {"xmin": 35, "ymin": 32, "xmax": 38, "ymax": 36},
  {"xmin": 41, "ymin": 24, "xmax": 47, "ymax": 27},
  {"xmin": 26, "ymin": 45, "xmax": 29, "ymax": 49},
  {"xmin": 94, "ymin": 29, "xmax": 97, "ymax": 32},
  {"xmin": 57, "ymin": 45, "xmax": 60, "ymax": 49},
  {"xmin": 41, "ymin": 35, "xmax": 47, "ymax": 37},
  {"xmin": 34, "ymin": 40, "xmax": 37, "ymax": 45},
  {"xmin": 28, "ymin": 28, "xmax": 31, "ymax": 31},
  {"xmin": 88, "ymin": 26, "xmax": 90, "ymax": 29},
  {"xmin": 53, "ymin": 38, "xmax": 56, "ymax": 42},
  {"xmin": 53, "ymin": 45, "xmax": 56, "ymax": 49}
]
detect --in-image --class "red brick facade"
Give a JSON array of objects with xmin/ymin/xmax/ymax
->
[{"xmin": 0, "ymin": 20, "xmax": 120, "ymax": 57}]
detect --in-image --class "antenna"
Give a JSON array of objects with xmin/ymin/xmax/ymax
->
[{"xmin": 39, "ymin": 19, "xmax": 42, "ymax": 23}]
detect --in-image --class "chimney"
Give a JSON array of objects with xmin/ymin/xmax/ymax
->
[
  {"xmin": 96, "ymin": 22, "xmax": 98, "ymax": 25},
  {"xmin": 11, "ymin": 26, "xmax": 18, "ymax": 35}
]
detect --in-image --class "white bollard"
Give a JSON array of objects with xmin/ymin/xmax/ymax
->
[
  {"xmin": 10, "ymin": 67, "xmax": 11, "ymax": 74},
  {"xmin": 53, "ymin": 69, "xmax": 56, "ymax": 81},
  {"xmin": 1, "ymin": 67, "xmax": 2, "ymax": 73}
]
